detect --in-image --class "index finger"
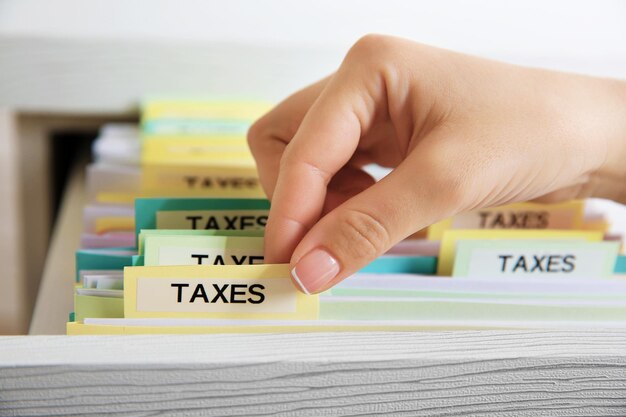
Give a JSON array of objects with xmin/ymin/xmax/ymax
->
[
  {"xmin": 247, "ymin": 76, "xmax": 330, "ymax": 200},
  {"xmin": 264, "ymin": 70, "xmax": 379, "ymax": 263}
]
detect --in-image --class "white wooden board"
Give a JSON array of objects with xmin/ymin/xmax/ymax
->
[{"xmin": 1, "ymin": 331, "xmax": 626, "ymax": 416}]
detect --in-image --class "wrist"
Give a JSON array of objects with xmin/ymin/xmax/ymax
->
[{"xmin": 589, "ymin": 78, "xmax": 626, "ymax": 204}]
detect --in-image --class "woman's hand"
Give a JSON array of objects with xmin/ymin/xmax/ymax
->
[{"xmin": 247, "ymin": 34, "xmax": 626, "ymax": 294}]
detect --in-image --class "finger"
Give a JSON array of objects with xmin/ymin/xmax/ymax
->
[
  {"xmin": 247, "ymin": 76, "xmax": 330, "ymax": 199},
  {"xmin": 322, "ymin": 166, "xmax": 376, "ymax": 215},
  {"xmin": 289, "ymin": 138, "xmax": 467, "ymax": 294},
  {"xmin": 264, "ymin": 69, "xmax": 381, "ymax": 263}
]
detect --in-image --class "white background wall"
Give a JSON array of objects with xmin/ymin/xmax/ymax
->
[
  {"xmin": 1, "ymin": 0, "xmax": 624, "ymax": 112},
  {"xmin": 2, "ymin": 0, "xmax": 625, "ymax": 76}
]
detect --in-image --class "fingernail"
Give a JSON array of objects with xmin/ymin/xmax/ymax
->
[{"xmin": 291, "ymin": 248, "xmax": 340, "ymax": 294}]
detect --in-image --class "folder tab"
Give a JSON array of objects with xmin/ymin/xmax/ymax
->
[
  {"xmin": 143, "ymin": 235, "xmax": 264, "ymax": 266},
  {"xmin": 428, "ymin": 201, "xmax": 585, "ymax": 240},
  {"xmin": 452, "ymin": 240, "xmax": 619, "ymax": 279},
  {"xmin": 437, "ymin": 229, "xmax": 603, "ymax": 276},
  {"xmin": 124, "ymin": 264, "xmax": 318, "ymax": 320},
  {"xmin": 134, "ymin": 197, "xmax": 270, "ymax": 240},
  {"xmin": 156, "ymin": 210, "xmax": 268, "ymax": 231}
]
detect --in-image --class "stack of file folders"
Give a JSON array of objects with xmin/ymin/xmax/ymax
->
[{"xmin": 68, "ymin": 98, "xmax": 626, "ymax": 335}]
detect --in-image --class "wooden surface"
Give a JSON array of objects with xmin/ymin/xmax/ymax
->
[
  {"xmin": 1, "ymin": 330, "xmax": 626, "ymax": 416},
  {"xmin": 29, "ymin": 152, "xmax": 86, "ymax": 335},
  {"xmin": 0, "ymin": 110, "xmax": 27, "ymax": 334},
  {"xmin": 0, "ymin": 111, "xmax": 136, "ymax": 335},
  {"xmin": 0, "ymin": 112, "xmax": 55, "ymax": 334}
]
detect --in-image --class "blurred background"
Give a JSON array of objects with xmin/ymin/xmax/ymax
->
[{"xmin": 0, "ymin": 0, "xmax": 625, "ymax": 334}]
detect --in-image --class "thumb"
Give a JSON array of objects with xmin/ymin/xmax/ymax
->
[{"xmin": 289, "ymin": 143, "xmax": 463, "ymax": 294}]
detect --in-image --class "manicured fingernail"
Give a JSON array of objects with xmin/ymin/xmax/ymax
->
[{"xmin": 291, "ymin": 248, "xmax": 340, "ymax": 294}]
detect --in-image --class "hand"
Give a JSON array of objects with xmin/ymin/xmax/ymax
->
[{"xmin": 247, "ymin": 34, "xmax": 626, "ymax": 294}]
